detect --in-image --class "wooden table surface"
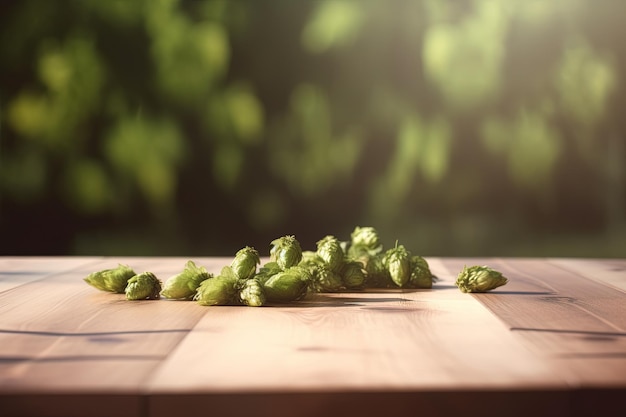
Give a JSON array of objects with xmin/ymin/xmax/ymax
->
[{"xmin": 0, "ymin": 257, "xmax": 624, "ymax": 417}]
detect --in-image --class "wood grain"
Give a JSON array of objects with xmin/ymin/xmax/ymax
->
[
  {"xmin": 0, "ymin": 257, "xmax": 233, "ymax": 416},
  {"xmin": 549, "ymin": 257, "xmax": 626, "ymax": 292},
  {"xmin": 145, "ymin": 257, "xmax": 566, "ymax": 416},
  {"xmin": 0, "ymin": 257, "xmax": 624, "ymax": 417},
  {"xmin": 0, "ymin": 257, "xmax": 102, "ymax": 293},
  {"xmin": 0, "ymin": 257, "xmax": 232, "ymax": 392},
  {"xmin": 441, "ymin": 258, "xmax": 626, "ymax": 387}
]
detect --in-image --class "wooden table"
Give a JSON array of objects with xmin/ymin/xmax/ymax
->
[{"xmin": 0, "ymin": 257, "xmax": 624, "ymax": 417}]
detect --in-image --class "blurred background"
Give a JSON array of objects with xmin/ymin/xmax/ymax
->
[{"xmin": 1, "ymin": 0, "xmax": 624, "ymax": 257}]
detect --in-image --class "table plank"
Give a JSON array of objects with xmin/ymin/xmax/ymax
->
[
  {"xmin": 0, "ymin": 257, "xmax": 231, "ymax": 390},
  {"xmin": 0, "ymin": 257, "xmax": 102, "ymax": 293},
  {"xmin": 0, "ymin": 257, "xmax": 624, "ymax": 417},
  {"xmin": 441, "ymin": 258, "xmax": 626, "ymax": 388},
  {"xmin": 146, "ymin": 258, "xmax": 568, "ymax": 417},
  {"xmin": 0, "ymin": 257, "xmax": 231, "ymax": 417},
  {"xmin": 549, "ymin": 257, "xmax": 626, "ymax": 292}
]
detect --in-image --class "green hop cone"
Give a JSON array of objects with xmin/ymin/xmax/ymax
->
[
  {"xmin": 455, "ymin": 265, "xmax": 508, "ymax": 293},
  {"xmin": 309, "ymin": 263, "xmax": 344, "ymax": 292},
  {"xmin": 263, "ymin": 266, "xmax": 310, "ymax": 302},
  {"xmin": 231, "ymin": 246, "xmax": 260, "ymax": 280},
  {"xmin": 84, "ymin": 264, "xmax": 136, "ymax": 293},
  {"xmin": 297, "ymin": 252, "xmax": 324, "ymax": 276},
  {"xmin": 125, "ymin": 272, "xmax": 162, "ymax": 300},
  {"xmin": 270, "ymin": 235, "xmax": 303, "ymax": 270},
  {"xmin": 363, "ymin": 253, "xmax": 392, "ymax": 288},
  {"xmin": 316, "ymin": 235, "xmax": 345, "ymax": 273},
  {"xmin": 407, "ymin": 256, "xmax": 433, "ymax": 289},
  {"xmin": 348, "ymin": 226, "xmax": 383, "ymax": 258},
  {"xmin": 255, "ymin": 261, "xmax": 282, "ymax": 286},
  {"xmin": 238, "ymin": 278, "xmax": 266, "ymax": 307},
  {"xmin": 340, "ymin": 261, "xmax": 366, "ymax": 289},
  {"xmin": 300, "ymin": 250, "xmax": 320, "ymax": 264},
  {"xmin": 298, "ymin": 254, "xmax": 338, "ymax": 292},
  {"xmin": 161, "ymin": 260, "xmax": 212, "ymax": 300},
  {"xmin": 194, "ymin": 274, "xmax": 238, "ymax": 306},
  {"xmin": 383, "ymin": 243, "xmax": 411, "ymax": 287},
  {"xmin": 351, "ymin": 226, "xmax": 381, "ymax": 249}
]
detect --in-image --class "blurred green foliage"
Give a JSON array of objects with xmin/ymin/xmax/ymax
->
[{"xmin": 1, "ymin": 0, "xmax": 625, "ymax": 257}]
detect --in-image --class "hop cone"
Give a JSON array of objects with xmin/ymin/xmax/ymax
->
[
  {"xmin": 300, "ymin": 250, "xmax": 321, "ymax": 265},
  {"xmin": 238, "ymin": 278, "xmax": 266, "ymax": 307},
  {"xmin": 270, "ymin": 235, "xmax": 302, "ymax": 270},
  {"xmin": 255, "ymin": 261, "xmax": 282, "ymax": 286},
  {"xmin": 348, "ymin": 226, "xmax": 383, "ymax": 258},
  {"xmin": 316, "ymin": 235, "xmax": 345, "ymax": 273},
  {"xmin": 407, "ymin": 256, "xmax": 433, "ymax": 289},
  {"xmin": 309, "ymin": 263, "xmax": 344, "ymax": 292},
  {"xmin": 383, "ymin": 243, "xmax": 411, "ymax": 287},
  {"xmin": 231, "ymin": 246, "xmax": 260, "ymax": 280},
  {"xmin": 340, "ymin": 261, "xmax": 366, "ymax": 289},
  {"xmin": 125, "ymin": 272, "xmax": 162, "ymax": 300},
  {"xmin": 455, "ymin": 265, "xmax": 508, "ymax": 293},
  {"xmin": 84, "ymin": 264, "xmax": 136, "ymax": 293},
  {"xmin": 263, "ymin": 266, "xmax": 310, "ymax": 302},
  {"xmin": 363, "ymin": 254, "xmax": 393, "ymax": 288},
  {"xmin": 161, "ymin": 260, "xmax": 212, "ymax": 300},
  {"xmin": 194, "ymin": 274, "xmax": 238, "ymax": 306}
]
